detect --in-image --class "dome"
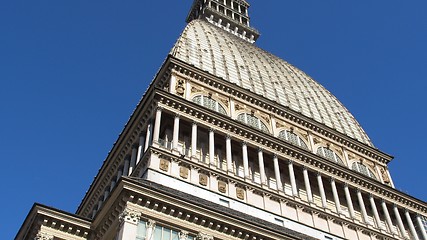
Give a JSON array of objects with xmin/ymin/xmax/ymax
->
[{"xmin": 171, "ymin": 19, "xmax": 372, "ymax": 147}]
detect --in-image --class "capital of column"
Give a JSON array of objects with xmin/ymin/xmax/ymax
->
[
  {"xmin": 174, "ymin": 113, "xmax": 181, "ymax": 118},
  {"xmin": 225, "ymin": 134, "xmax": 231, "ymax": 139},
  {"xmin": 209, "ymin": 128, "xmax": 215, "ymax": 133},
  {"xmin": 330, "ymin": 177, "xmax": 335, "ymax": 183},
  {"xmin": 179, "ymin": 230, "xmax": 189, "ymax": 240},
  {"xmin": 119, "ymin": 208, "xmax": 142, "ymax": 224},
  {"xmin": 156, "ymin": 106, "xmax": 163, "ymax": 112},
  {"xmin": 287, "ymin": 159, "xmax": 293, "ymax": 165},
  {"xmin": 147, "ymin": 219, "xmax": 156, "ymax": 228},
  {"xmin": 258, "ymin": 147, "xmax": 263, "ymax": 153},
  {"xmin": 241, "ymin": 141, "xmax": 247, "ymax": 146},
  {"xmin": 35, "ymin": 232, "xmax": 54, "ymax": 240},
  {"xmin": 197, "ymin": 232, "xmax": 214, "ymax": 240},
  {"xmin": 192, "ymin": 121, "xmax": 198, "ymax": 126}
]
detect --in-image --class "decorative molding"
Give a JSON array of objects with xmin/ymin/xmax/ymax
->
[
  {"xmin": 119, "ymin": 207, "xmax": 142, "ymax": 224},
  {"xmin": 160, "ymin": 159, "xmax": 170, "ymax": 172},
  {"xmin": 180, "ymin": 166, "xmax": 189, "ymax": 179},
  {"xmin": 34, "ymin": 232, "xmax": 54, "ymax": 240},
  {"xmin": 197, "ymin": 232, "xmax": 214, "ymax": 240},
  {"xmin": 199, "ymin": 174, "xmax": 208, "ymax": 186},
  {"xmin": 179, "ymin": 230, "xmax": 189, "ymax": 240},
  {"xmin": 218, "ymin": 181, "xmax": 227, "ymax": 193},
  {"xmin": 176, "ymin": 78, "xmax": 186, "ymax": 97},
  {"xmin": 236, "ymin": 187, "xmax": 245, "ymax": 200}
]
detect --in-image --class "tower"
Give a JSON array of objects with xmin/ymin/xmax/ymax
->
[{"xmin": 16, "ymin": 1, "xmax": 427, "ymax": 240}]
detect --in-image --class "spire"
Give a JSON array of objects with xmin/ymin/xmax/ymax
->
[{"xmin": 186, "ymin": 0, "xmax": 259, "ymax": 43}]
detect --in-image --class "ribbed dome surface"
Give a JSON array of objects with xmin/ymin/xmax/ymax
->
[{"xmin": 171, "ymin": 19, "xmax": 372, "ymax": 146}]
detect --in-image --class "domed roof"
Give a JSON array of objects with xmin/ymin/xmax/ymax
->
[{"xmin": 171, "ymin": 19, "xmax": 372, "ymax": 147}]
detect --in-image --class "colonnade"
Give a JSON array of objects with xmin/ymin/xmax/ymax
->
[{"xmin": 96, "ymin": 107, "xmax": 427, "ymax": 239}]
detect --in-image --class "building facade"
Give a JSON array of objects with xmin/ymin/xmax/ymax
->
[{"xmin": 16, "ymin": 1, "xmax": 427, "ymax": 240}]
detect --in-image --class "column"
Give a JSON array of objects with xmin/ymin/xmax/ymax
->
[
  {"xmin": 381, "ymin": 200, "xmax": 395, "ymax": 234},
  {"xmin": 242, "ymin": 142, "xmax": 249, "ymax": 178},
  {"xmin": 191, "ymin": 122, "xmax": 198, "ymax": 157},
  {"xmin": 356, "ymin": 189, "xmax": 369, "ymax": 224},
  {"xmin": 118, "ymin": 208, "xmax": 141, "ymax": 240},
  {"xmin": 344, "ymin": 184, "xmax": 355, "ymax": 219},
  {"xmin": 152, "ymin": 107, "xmax": 162, "ymax": 144},
  {"xmin": 317, "ymin": 173, "xmax": 327, "ymax": 208},
  {"xmin": 226, "ymin": 135, "xmax": 233, "ymax": 173},
  {"xmin": 172, "ymin": 114, "xmax": 180, "ymax": 150},
  {"xmin": 405, "ymin": 210, "xmax": 420, "ymax": 240},
  {"xmin": 209, "ymin": 128, "xmax": 215, "ymax": 165},
  {"xmin": 144, "ymin": 122, "xmax": 153, "ymax": 151},
  {"xmin": 123, "ymin": 156, "xmax": 130, "ymax": 176},
  {"xmin": 136, "ymin": 135, "xmax": 145, "ymax": 165},
  {"xmin": 288, "ymin": 161, "xmax": 298, "ymax": 196},
  {"xmin": 258, "ymin": 149, "xmax": 266, "ymax": 185},
  {"xmin": 330, "ymin": 178, "xmax": 342, "ymax": 214},
  {"xmin": 369, "ymin": 194, "xmax": 382, "ymax": 230},
  {"xmin": 273, "ymin": 154, "xmax": 283, "ymax": 191},
  {"xmin": 416, "ymin": 215, "xmax": 427, "ymax": 240},
  {"xmin": 303, "ymin": 167, "xmax": 313, "ymax": 203},
  {"xmin": 393, "ymin": 205, "xmax": 407, "ymax": 238}
]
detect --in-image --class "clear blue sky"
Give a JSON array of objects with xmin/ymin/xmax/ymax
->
[{"xmin": 1, "ymin": 1, "xmax": 426, "ymax": 239}]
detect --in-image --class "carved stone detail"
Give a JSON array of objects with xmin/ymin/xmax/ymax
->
[
  {"xmin": 159, "ymin": 159, "xmax": 170, "ymax": 172},
  {"xmin": 179, "ymin": 230, "xmax": 189, "ymax": 240},
  {"xmin": 180, "ymin": 166, "xmax": 189, "ymax": 179},
  {"xmin": 197, "ymin": 232, "xmax": 214, "ymax": 240},
  {"xmin": 176, "ymin": 79, "xmax": 185, "ymax": 97},
  {"xmin": 218, "ymin": 181, "xmax": 227, "ymax": 193},
  {"xmin": 235, "ymin": 103, "xmax": 244, "ymax": 111},
  {"xmin": 199, "ymin": 174, "xmax": 208, "ymax": 186},
  {"xmin": 380, "ymin": 168, "xmax": 390, "ymax": 184},
  {"xmin": 191, "ymin": 86, "xmax": 202, "ymax": 93},
  {"xmin": 276, "ymin": 121, "xmax": 285, "ymax": 129},
  {"xmin": 35, "ymin": 232, "xmax": 54, "ymax": 240},
  {"xmin": 119, "ymin": 208, "xmax": 142, "ymax": 224},
  {"xmin": 218, "ymin": 96, "xmax": 229, "ymax": 106},
  {"xmin": 260, "ymin": 114, "xmax": 270, "ymax": 124},
  {"xmin": 236, "ymin": 187, "xmax": 245, "ymax": 200}
]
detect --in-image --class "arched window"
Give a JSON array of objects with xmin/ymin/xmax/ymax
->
[
  {"xmin": 352, "ymin": 162, "xmax": 377, "ymax": 179},
  {"xmin": 192, "ymin": 95, "xmax": 227, "ymax": 115},
  {"xmin": 317, "ymin": 147, "xmax": 345, "ymax": 165},
  {"xmin": 237, "ymin": 113, "xmax": 269, "ymax": 133},
  {"xmin": 278, "ymin": 130, "xmax": 308, "ymax": 150}
]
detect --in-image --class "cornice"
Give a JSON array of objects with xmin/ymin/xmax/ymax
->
[
  {"xmin": 163, "ymin": 56, "xmax": 393, "ymax": 164},
  {"xmin": 154, "ymin": 88, "xmax": 427, "ymax": 214},
  {"xmin": 15, "ymin": 204, "xmax": 91, "ymax": 240}
]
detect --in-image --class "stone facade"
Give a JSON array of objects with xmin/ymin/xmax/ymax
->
[{"xmin": 16, "ymin": 1, "xmax": 427, "ymax": 240}]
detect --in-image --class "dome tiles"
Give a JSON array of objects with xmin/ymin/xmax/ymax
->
[{"xmin": 171, "ymin": 19, "xmax": 372, "ymax": 147}]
